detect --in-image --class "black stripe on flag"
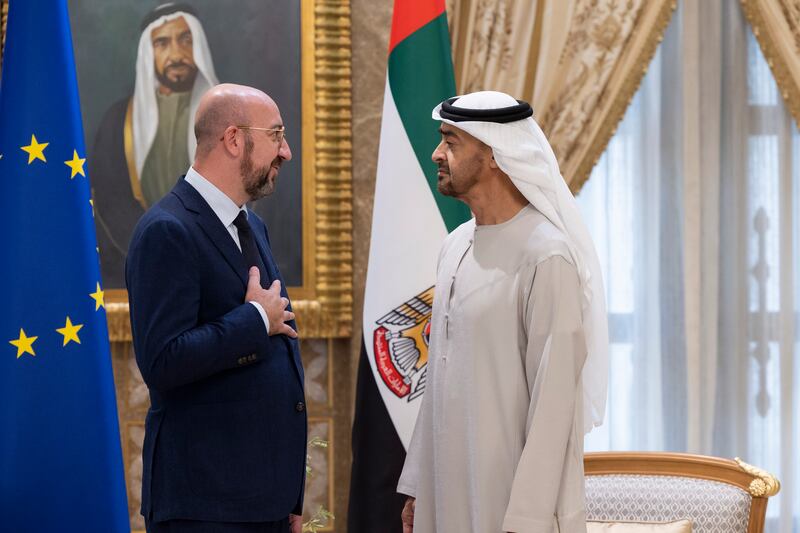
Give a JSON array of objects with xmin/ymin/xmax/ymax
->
[{"xmin": 348, "ymin": 339, "xmax": 408, "ymax": 533}]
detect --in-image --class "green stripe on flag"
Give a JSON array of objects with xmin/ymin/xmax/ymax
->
[{"xmin": 388, "ymin": 13, "xmax": 471, "ymax": 232}]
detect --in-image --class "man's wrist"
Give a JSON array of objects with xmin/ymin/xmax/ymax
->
[{"xmin": 248, "ymin": 301, "xmax": 270, "ymax": 333}]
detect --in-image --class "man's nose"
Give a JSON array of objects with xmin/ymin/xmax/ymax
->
[
  {"xmin": 279, "ymin": 138, "xmax": 292, "ymax": 162},
  {"xmin": 167, "ymin": 40, "xmax": 185, "ymax": 60},
  {"xmin": 431, "ymin": 141, "xmax": 445, "ymax": 162}
]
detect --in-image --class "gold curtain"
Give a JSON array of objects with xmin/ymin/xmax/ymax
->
[
  {"xmin": 446, "ymin": 0, "xmax": 676, "ymax": 192},
  {"xmin": 740, "ymin": 0, "xmax": 800, "ymax": 128}
]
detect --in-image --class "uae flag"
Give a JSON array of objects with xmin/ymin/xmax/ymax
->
[{"xmin": 348, "ymin": 1, "xmax": 470, "ymax": 530}]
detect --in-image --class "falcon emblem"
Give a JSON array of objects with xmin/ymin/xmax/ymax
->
[{"xmin": 372, "ymin": 286, "xmax": 433, "ymax": 401}]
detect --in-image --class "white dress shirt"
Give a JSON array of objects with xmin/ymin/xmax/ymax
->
[{"xmin": 184, "ymin": 166, "xmax": 270, "ymax": 333}]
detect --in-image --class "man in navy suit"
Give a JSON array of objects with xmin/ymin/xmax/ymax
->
[{"xmin": 126, "ymin": 83, "xmax": 306, "ymax": 533}]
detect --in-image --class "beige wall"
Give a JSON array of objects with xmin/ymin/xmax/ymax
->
[
  {"xmin": 349, "ymin": 0, "xmax": 393, "ymax": 400},
  {"xmin": 342, "ymin": 0, "xmax": 395, "ymax": 528}
]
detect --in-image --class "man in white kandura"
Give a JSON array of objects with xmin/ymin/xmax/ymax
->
[{"xmin": 397, "ymin": 91, "xmax": 609, "ymax": 533}]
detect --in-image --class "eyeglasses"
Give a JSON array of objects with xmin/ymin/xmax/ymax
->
[{"xmin": 237, "ymin": 125, "xmax": 286, "ymax": 144}]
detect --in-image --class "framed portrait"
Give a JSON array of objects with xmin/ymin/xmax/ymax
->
[{"xmin": 62, "ymin": 0, "xmax": 352, "ymax": 338}]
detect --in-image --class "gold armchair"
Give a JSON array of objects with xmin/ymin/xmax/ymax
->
[{"xmin": 584, "ymin": 452, "xmax": 780, "ymax": 533}]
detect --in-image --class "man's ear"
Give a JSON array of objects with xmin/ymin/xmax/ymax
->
[
  {"xmin": 221, "ymin": 126, "xmax": 241, "ymax": 157},
  {"xmin": 488, "ymin": 152, "xmax": 500, "ymax": 170}
]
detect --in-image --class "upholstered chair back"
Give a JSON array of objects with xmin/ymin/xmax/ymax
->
[{"xmin": 584, "ymin": 453, "xmax": 780, "ymax": 533}]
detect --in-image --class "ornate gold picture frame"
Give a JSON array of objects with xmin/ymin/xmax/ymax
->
[
  {"xmin": 1, "ymin": 0, "xmax": 352, "ymax": 340},
  {"xmin": 1, "ymin": 1, "xmax": 7, "ymax": 70}
]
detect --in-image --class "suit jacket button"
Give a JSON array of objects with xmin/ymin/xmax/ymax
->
[{"xmin": 295, "ymin": 402, "xmax": 305, "ymax": 412}]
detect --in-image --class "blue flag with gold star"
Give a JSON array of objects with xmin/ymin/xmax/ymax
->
[{"xmin": 0, "ymin": 1, "xmax": 130, "ymax": 531}]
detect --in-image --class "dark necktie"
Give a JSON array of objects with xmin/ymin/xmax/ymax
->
[{"xmin": 233, "ymin": 210, "xmax": 270, "ymax": 288}]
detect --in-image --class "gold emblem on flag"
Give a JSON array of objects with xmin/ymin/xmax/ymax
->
[{"xmin": 372, "ymin": 287, "xmax": 433, "ymax": 401}]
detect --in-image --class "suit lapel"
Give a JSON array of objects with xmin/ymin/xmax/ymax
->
[
  {"xmin": 252, "ymin": 225, "xmax": 279, "ymax": 289},
  {"xmin": 251, "ymin": 220, "xmax": 293, "ymax": 325},
  {"xmin": 173, "ymin": 180, "xmax": 304, "ymax": 387},
  {"xmin": 172, "ymin": 179, "xmax": 248, "ymax": 288},
  {"xmin": 251, "ymin": 215, "xmax": 304, "ymax": 386}
]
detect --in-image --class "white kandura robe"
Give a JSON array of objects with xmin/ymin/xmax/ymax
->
[{"xmin": 397, "ymin": 205, "xmax": 588, "ymax": 533}]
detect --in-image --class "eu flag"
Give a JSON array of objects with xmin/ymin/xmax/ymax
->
[{"xmin": 0, "ymin": 1, "xmax": 130, "ymax": 531}]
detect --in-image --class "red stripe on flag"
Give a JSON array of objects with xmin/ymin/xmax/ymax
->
[{"xmin": 388, "ymin": 0, "xmax": 446, "ymax": 52}]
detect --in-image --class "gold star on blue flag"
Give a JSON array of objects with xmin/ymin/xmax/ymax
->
[{"xmin": 0, "ymin": 1, "xmax": 130, "ymax": 531}]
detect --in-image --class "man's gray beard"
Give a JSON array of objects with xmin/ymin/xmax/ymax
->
[
  {"xmin": 241, "ymin": 134, "xmax": 276, "ymax": 200},
  {"xmin": 244, "ymin": 171, "xmax": 274, "ymax": 201}
]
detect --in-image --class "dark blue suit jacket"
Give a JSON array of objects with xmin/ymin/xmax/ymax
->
[{"xmin": 126, "ymin": 178, "xmax": 306, "ymax": 523}]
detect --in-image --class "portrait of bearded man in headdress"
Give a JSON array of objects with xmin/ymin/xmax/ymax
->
[
  {"xmin": 72, "ymin": 0, "xmax": 304, "ymax": 290},
  {"xmin": 89, "ymin": 3, "xmax": 219, "ymax": 287}
]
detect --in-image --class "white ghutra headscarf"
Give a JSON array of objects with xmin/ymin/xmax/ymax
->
[
  {"xmin": 132, "ymin": 8, "xmax": 219, "ymax": 180},
  {"xmin": 433, "ymin": 90, "xmax": 609, "ymax": 434}
]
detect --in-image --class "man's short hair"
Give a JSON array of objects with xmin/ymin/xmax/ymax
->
[{"xmin": 194, "ymin": 97, "xmax": 248, "ymax": 156}]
